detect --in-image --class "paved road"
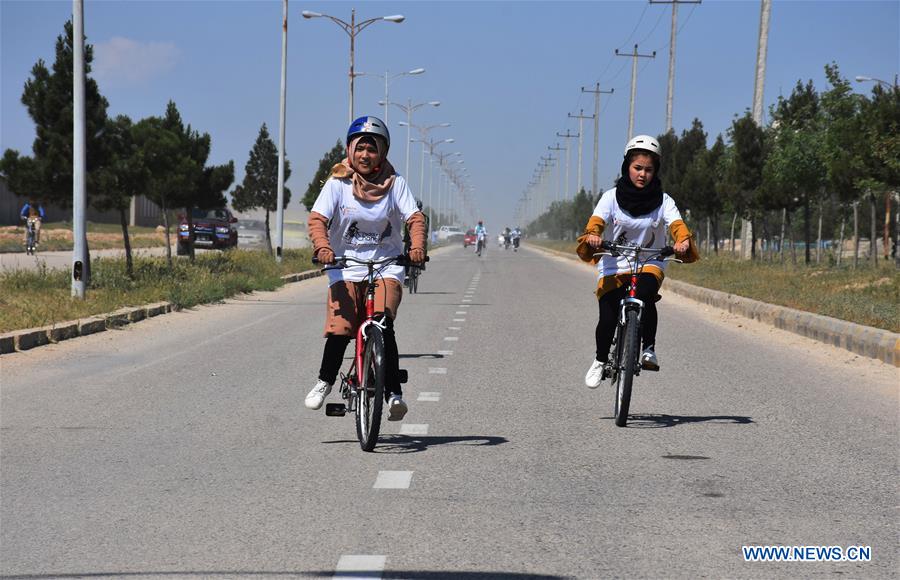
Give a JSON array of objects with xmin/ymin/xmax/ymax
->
[{"xmin": 1, "ymin": 244, "xmax": 897, "ymax": 578}]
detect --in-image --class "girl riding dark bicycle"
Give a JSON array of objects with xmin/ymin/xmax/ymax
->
[
  {"xmin": 576, "ymin": 134, "xmax": 698, "ymax": 388},
  {"xmin": 305, "ymin": 115, "xmax": 427, "ymax": 420}
]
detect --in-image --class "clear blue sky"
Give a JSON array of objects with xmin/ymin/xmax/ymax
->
[{"xmin": 2, "ymin": 1, "xmax": 898, "ymax": 228}]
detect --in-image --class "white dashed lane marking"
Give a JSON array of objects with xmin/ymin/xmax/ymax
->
[
  {"xmin": 437, "ymin": 350, "xmax": 454, "ymax": 356},
  {"xmin": 429, "ymin": 367, "xmax": 447, "ymax": 374},
  {"xmin": 417, "ymin": 392, "xmax": 441, "ymax": 402},
  {"xmin": 334, "ymin": 555, "xmax": 386, "ymax": 579},
  {"xmin": 453, "ymin": 318, "xmax": 466, "ymax": 322},
  {"xmin": 444, "ymin": 337, "xmax": 459, "ymax": 341},
  {"xmin": 373, "ymin": 471, "xmax": 413, "ymax": 489},
  {"xmin": 400, "ymin": 424, "xmax": 429, "ymax": 436},
  {"xmin": 455, "ymin": 311, "xmax": 467, "ymax": 315},
  {"xmin": 448, "ymin": 326, "xmax": 461, "ymax": 330}
]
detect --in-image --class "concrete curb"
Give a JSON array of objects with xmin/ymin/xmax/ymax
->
[
  {"xmin": 0, "ymin": 269, "xmax": 324, "ymax": 356},
  {"xmin": 529, "ymin": 243, "xmax": 900, "ymax": 367}
]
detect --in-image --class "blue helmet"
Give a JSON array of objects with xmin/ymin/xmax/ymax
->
[{"xmin": 347, "ymin": 116, "xmax": 390, "ymax": 150}]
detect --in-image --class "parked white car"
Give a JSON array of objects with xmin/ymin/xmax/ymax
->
[{"xmin": 436, "ymin": 225, "xmax": 465, "ymax": 241}]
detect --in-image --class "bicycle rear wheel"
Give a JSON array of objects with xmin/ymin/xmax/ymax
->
[
  {"xmin": 410, "ymin": 269, "xmax": 419, "ymax": 293},
  {"xmin": 613, "ymin": 309, "xmax": 640, "ymax": 427},
  {"xmin": 356, "ymin": 326, "xmax": 386, "ymax": 451}
]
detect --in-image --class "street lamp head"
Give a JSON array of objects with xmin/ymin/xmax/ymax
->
[
  {"xmin": 855, "ymin": 75, "xmax": 871, "ymax": 82},
  {"xmin": 428, "ymin": 101, "xmax": 441, "ymax": 107},
  {"xmin": 398, "ymin": 121, "xmax": 409, "ymax": 127},
  {"xmin": 408, "ymin": 68, "xmax": 426, "ymax": 75},
  {"xmin": 439, "ymin": 123, "xmax": 451, "ymax": 127},
  {"xmin": 301, "ymin": 10, "xmax": 322, "ymax": 18},
  {"xmin": 383, "ymin": 14, "xmax": 405, "ymax": 23}
]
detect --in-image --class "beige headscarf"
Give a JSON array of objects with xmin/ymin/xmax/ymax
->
[{"xmin": 331, "ymin": 135, "xmax": 396, "ymax": 202}]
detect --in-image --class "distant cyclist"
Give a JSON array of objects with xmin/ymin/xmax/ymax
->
[
  {"xmin": 19, "ymin": 200, "xmax": 45, "ymax": 247},
  {"xmin": 577, "ymin": 134, "xmax": 697, "ymax": 388},
  {"xmin": 305, "ymin": 115, "xmax": 427, "ymax": 420},
  {"xmin": 503, "ymin": 227, "xmax": 512, "ymax": 250},
  {"xmin": 474, "ymin": 220, "xmax": 487, "ymax": 255},
  {"xmin": 404, "ymin": 199, "xmax": 429, "ymax": 273},
  {"xmin": 511, "ymin": 226, "xmax": 521, "ymax": 251}
]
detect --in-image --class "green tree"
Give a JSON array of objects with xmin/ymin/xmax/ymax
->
[
  {"xmin": 724, "ymin": 111, "xmax": 768, "ymax": 259},
  {"xmin": 820, "ymin": 64, "xmax": 868, "ymax": 266},
  {"xmin": 231, "ymin": 123, "xmax": 292, "ymax": 254},
  {"xmin": 0, "ymin": 20, "xmax": 109, "ymax": 208},
  {"xmin": 303, "ymin": 140, "xmax": 344, "ymax": 210},
  {"xmin": 92, "ymin": 114, "xmax": 147, "ymax": 277},
  {"xmin": 764, "ymin": 80, "xmax": 824, "ymax": 263}
]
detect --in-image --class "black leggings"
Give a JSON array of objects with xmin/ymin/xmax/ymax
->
[
  {"xmin": 318, "ymin": 316, "xmax": 402, "ymax": 400},
  {"xmin": 595, "ymin": 274, "xmax": 659, "ymax": 362}
]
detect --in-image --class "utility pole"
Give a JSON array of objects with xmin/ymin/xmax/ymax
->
[
  {"xmin": 568, "ymin": 109, "xmax": 594, "ymax": 196},
  {"xmin": 650, "ymin": 0, "xmax": 701, "ymax": 133},
  {"xmin": 615, "ymin": 44, "xmax": 656, "ymax": 140},
  {"xmin": 556, "ymin": 129, "xmax": 577, "ymax": 199},
  {"xmin": 548, "ymin": 143, "xmax": 565, "ymax": 203},
  {"xmin": 741, "ymin": 0, "xmax": 772, "ymax": 259},
  {"xmin": 581, "ymin": 84, "xmax": 613, "ymax": 196}
]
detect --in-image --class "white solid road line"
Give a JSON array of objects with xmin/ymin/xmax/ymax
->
[
  {"xmin": 373, "ymin": 471, "xmax": 413, "ymax": 489},
  {"xmin": 400, "ymin": 424, "xmax": 429, "ymax": 436},
  {"xmin": 437, "ymin": 350, "xmax": 454, "ymax": 356},
  {"xmin": 417, "ymin": 392, "xmax": 441, "ymax": 402},
  {"xmin": 334, "ymin": 554, "xmax": 386, "ymax": 579}
]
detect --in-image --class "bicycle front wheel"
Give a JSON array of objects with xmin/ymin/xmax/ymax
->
[
  {"xmin": 356, "ymin": 326, "xmax": 386, "ymax": 451},
  {"xmin": 613, "ymin": 309, "xmax": 640, "ymax": 427}
]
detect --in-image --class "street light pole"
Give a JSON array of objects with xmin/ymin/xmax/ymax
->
[
  {"xmin": 392, "ymin": 99, "xmax": 440, "ymax": 178},
  {"xmin": 301, "ymin": 9, "xmax": 405, "ymax": 124},
  {"xmin": 72, "ymin": 0, "xmax": 87, "ymax": 298},
  {"xmin": 275, "ymin": 0, "xmax": 288, "ymax": 263}
]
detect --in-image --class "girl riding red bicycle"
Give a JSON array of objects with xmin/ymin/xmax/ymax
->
[{"xmin": 305, "ymin": 116, "xmax": 427, "ymax": 421}]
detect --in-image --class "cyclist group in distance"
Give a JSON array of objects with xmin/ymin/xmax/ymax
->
[{"xmin": 304, "ymin": 115, "xmax": 697, "ymax": 424}]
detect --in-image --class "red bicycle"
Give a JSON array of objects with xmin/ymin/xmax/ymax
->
[
  {"xmin": 594, "ymin": 241, "xmax": 680, "ymax": 427},
  {"xmin": 315, "ymin": 254, "xmax": 424, "ymax": 451}
]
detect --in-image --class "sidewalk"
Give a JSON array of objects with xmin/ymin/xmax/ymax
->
[{"xmin": 529, "ymin": 243, "xmax": 900, "ymax": 367}]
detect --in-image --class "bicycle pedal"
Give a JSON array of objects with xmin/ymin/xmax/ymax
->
[
  {"xmin": 641, "ymin": 362, "xmax": 659, "ymax": 372},
  {"xmin": 324, "ymin": 403, "xmax": 347, "ymax": 417},
  {"xmin": 398, "ymin": 369, "xmax": 408, "ymax": 384}
]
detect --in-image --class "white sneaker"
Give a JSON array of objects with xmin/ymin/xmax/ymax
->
[
  {"xmin": 584, "ymin": 359, "xmax": 604, "ymax": 389},
  {"xmin": 387, "ymin": 395, "xmax": 408, "ymax": 421},
  {"xmin": 304, "ymin": 379, "xmax": 332, "ymax": 410},
  {"xmin": 641, "ymin": 347, "xmax": 659, "ymax": 371}
]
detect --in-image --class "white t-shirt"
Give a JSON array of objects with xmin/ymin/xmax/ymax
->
[
  {"xmin": 591, "ymin": 188, "xmax": 684, "ymax": 279},
  {"xmin": 311, "ymin": 174, "xmax": 418, "ymax": 285}
]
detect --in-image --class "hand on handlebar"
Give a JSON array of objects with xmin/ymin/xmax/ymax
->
[
  {"xmin": 408, "ymin": 248, "xmax": 426, "ymax": 265},
  {"xmin": 314, "ymin": 247, "xmax": 335, "ymax": 265},
  {"xmin": 586, "ymin": 234, "xmax": 603, "ymax": 249},
  {"xmin": 673, "ymin": 239, "xmax": 690, "ymax": 255}
]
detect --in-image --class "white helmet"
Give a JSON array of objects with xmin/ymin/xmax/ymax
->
[{"xmin": 624, "ymin": 134, "xmax": 661, "ymax": 158}]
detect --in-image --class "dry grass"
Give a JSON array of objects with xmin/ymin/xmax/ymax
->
[
  {"xmin": 0, "ymin": 223, "xmax": 168, "ymax": 253},
  {"xmin": 0, "ymin": 248, "xmax": 314, "ymax": 333},
  {"xmin": 527, "ymin": 240, "xmax": 900, "ymax": 332}
]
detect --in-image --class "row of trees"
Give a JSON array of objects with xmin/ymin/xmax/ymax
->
[
  {"xmin": 0, "ymin": 22, "xmax": 291, "ymax": 276},
  {"xmin": 528, "ymin": 64, "xmax": 899, "ymax": 268}
]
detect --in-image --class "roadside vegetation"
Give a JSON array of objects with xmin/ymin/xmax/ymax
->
[
  {"xmin": 528, "ymin": 240, "xmax": 899, "ymax": 332},
  {"xmin": 0, "ymin": 248, "xmax": 313, "ymax": 333}
]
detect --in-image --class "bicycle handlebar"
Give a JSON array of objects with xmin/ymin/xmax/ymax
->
[
  {"xmin": 313, "ymin": 254, "xmax": 430, "ymax": 269},
  {"xmin": 597, "ymin": 241, "xmax": 674, "ymax": 258}
]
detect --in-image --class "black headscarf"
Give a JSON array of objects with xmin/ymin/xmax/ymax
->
[{"xmin": 615, "ymin": 156, "xmax": 663, "ymax": 217}]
